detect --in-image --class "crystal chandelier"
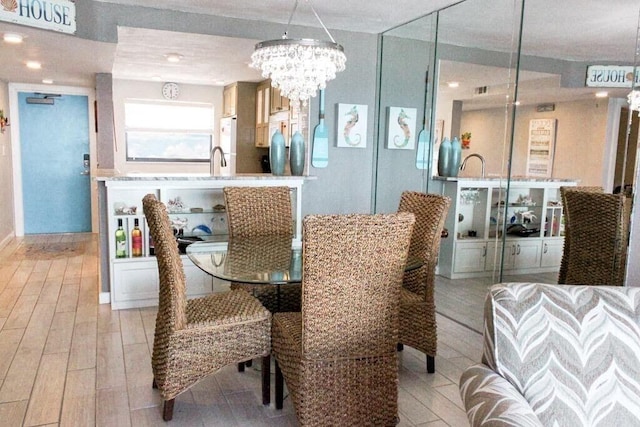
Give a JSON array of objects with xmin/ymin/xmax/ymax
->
[{"xmin": 250, "ymin": 0, "xmax": 346, "ymax": 104}]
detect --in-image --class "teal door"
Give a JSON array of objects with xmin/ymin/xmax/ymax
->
[{"xmin": 18, "ymin": 92, "xmax": 91, "ymax": 234}]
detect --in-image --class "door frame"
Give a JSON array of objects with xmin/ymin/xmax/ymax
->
[{"xmin": 9, "ymin": 83, "xmax": 97, "ymax": 236}]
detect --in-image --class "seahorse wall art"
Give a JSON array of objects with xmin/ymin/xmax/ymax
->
[
  {"xmin": 343, "ymin": 105, "xmax": 361, "ymax": 146},
  {"xmin": 394, "ymin": 108, "xmax": 411, "ymax": 148}
]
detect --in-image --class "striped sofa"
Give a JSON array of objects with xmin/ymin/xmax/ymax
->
[{"xmin": 460, "ymin": 282, "xmax": 640, "ymax": 426}]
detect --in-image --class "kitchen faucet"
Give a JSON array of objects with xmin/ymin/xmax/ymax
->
[
  {"xmin": 460, "ymin": 153, "xmax": 486, "ymax": 178},
  {"xmin": 210, "ymin": 146, "xmax": 227, "ymax": 175}
]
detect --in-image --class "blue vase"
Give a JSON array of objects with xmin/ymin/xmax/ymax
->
[
  {"xmin": 449, "ymin": 137, "xmax": 462, "ymax": 177},
  {"xmin": 438, "ymin": 137, "xmax": 451, "ymax": 177},
  {"xmin": 270, "ymin": 130, "xmax": 286, "ymax": 176},
  {"xmin": 289, "ymin": 131, "xmax": 305, "ymax": 176}
]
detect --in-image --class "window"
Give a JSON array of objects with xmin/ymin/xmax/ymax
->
[{"xmin": 124, "ymin": 101, "xmax": 214, "ymax": 162}]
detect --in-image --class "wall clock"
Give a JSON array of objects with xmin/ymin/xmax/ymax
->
[{"xmin": 162, "ymin": 82, "xmax": 179, "ymax": 100}]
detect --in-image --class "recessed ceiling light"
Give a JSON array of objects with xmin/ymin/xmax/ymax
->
[
  {"xmin": 595, "ymin": 91, "xmax": 609, "ymax": 98},
  {"xmin": 447, "ymin": 81, "xmax": 459, "ymax": 88},
  {"xmin": 42, "ymin": 79, "xmax": 53, "ymax": 84},
  {"xmin": 3, "ymin": 33, "xmax": 23, "ymax": 44},
  {"xmin": 514, "ymin": 101, "xmax": 521, "ymax": 106},
  {"xmin": 164, "ymin": 53, "xmax": 183, "ymax": 63},
  {"xmin": 26, "ymin": 60, "xmax": 41, "ymax": 69}
]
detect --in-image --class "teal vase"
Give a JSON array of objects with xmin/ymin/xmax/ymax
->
[
  {"xmin": 449, "ymin": 137, "xmax": 462, "ymax": 177},
  {"xmin": 270, "ymin": 130, "xmax": 286, "ymax": 176},
  {"xmin": 438, "ymin": 137, "xmax": 451, "ymax": 177},
  {"xmin": 289, "ymin": 131, "xmax": 305, "ymax": 176}
]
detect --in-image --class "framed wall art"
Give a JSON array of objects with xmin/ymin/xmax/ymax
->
[
  {"xmin": 336, "ymin": 103, "xmax": 367, "ymax": 148},
  {"xmin": 387, "ymin": 107, "xmax": 417, "ymax": 150}
]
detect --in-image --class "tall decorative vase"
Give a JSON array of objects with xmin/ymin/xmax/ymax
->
[
  {"xmin": 438, "ymin": 137, "xmax": 452, "ymax": 177},
  {"xmin": 289, "ymin": 131, "xmax": 305, "ymax": 176},
  {"xmin": 270, "ymin": 130, "xmax": 286, "ymax": 176},
  {"xmin": 449, "ymin": 136, "xmax": 462, "ymax": 177}
]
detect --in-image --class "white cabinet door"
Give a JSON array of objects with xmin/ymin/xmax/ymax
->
[
  {"xmin": 540, "ymin": 239, "xmax": 564, "ymax": 268},
  {"xmin": 112, "ymin": 260, "xmax": 159, "ymax": 309},
  {"xmin": 183, "ymin": 258, "xmax": 213, "ymax": 297},
  {"xmin": 454, "ymin": 241, "xmax": 488, "ymax": 273},
  {"xmin": 513, "ymin": 239, "xmax": 542, "ymax": 270},
  {"xmin": 485, "ymin": 241, "xmax": 514, "ymax": 271}
]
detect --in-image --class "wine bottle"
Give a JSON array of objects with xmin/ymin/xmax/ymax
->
[
  {"xmin": 115, "ymin": 219, "xmax": 127, "ymax": 258},
  {"xmin": 149, "ymin": 234, "xmax": 155, "ymax": 256},
  {"xmin": 131, "ymin": 218, "xmax": 142, "ymax": 257}
]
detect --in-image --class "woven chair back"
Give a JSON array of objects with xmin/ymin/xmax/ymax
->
[
  {"xmin": 223, "ymin": 186, "xmax": 293, "ymax": 237},
  {"xmin": 142, "ymin": 194, "xmax": 188, "ymax": 331},
  {"xmin": 563, "ymin": 191, "xmax": 627, "ymax": 286},
  {"xmin": 558, "ymin": 186, "xmax": 603, "ymax": 283},
  {"xmin": 398, "ymin": 191, "xmax": 451, "ymax": 296},
  {"xmin": 226, "ymin": 235, "xmax": 292, "ymax": 279},
  {"xmin": 300, "ymin": 213, "xmax": 415, "ymax": 359}
]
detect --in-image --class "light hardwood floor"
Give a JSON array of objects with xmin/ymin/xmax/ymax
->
[{"xmin": 0, "ymin": 232, "xmax": 556, "ymax": 426}]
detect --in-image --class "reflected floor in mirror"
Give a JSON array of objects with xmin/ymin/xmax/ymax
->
[{"xmin": 0, "ymin": 233, "xmax": 558, "ymax": 426}]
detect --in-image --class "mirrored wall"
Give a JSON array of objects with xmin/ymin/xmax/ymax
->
[{"xmin": 374, "ymin": 0, "xmax": 639, "ymax": 283}]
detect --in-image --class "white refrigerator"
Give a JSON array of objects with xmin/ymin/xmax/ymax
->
[{"xmin": 216, "ymin": 117, "xmax": 237, "ymax": 176}]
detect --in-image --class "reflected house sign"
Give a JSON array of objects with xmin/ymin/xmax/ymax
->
[
  {"xmin": 586, "ymin": 65, "xmax": 639, "ymax": 88},
  {"xmin": 0, "ymin": 0, "xmax": 76, "ymax": 35}
]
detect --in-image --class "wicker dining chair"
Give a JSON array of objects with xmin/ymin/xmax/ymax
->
[
  {"xmin": 558, "ymin": 186, "xmax": 603, "ymax": 284},
  {"xmin": 271, "ymin": 213, "xmax": 415, "ymax": 426},
  {"xmin": 142, "ymin": 194, "xmax": 272, "ymax": 421},
  {"xmin": 562, "ymin": 190, "xmax": 628, "ymax": 286},
  {"xmin": 223, "ymin": 186, "xmax": 301, "ymax": 313},
  {"xmin": 396, "ymin": 191, "xmax": 451, "ymax": 374}
]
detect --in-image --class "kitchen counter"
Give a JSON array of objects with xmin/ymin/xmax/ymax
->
[
  {"xmin": 434, "ymin": 176, "xmax": 578, "ymax": 183},
  {"xmin": 95, "ymin": 172, "xmax": 316, "ymax": 182}
]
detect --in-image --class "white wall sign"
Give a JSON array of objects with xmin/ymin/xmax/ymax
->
[
  {"xmin": 526, "ymin": 118, "xmax": 556, "ymax": 178},
  {"xmin": 0, "ymin": 0, "xmax": 76, "ymax": 34},
  {"xmin": 585, "ymin": 65, "xmax": 639, "ymax": 88}
]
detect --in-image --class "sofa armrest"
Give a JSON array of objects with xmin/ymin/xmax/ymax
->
[{"xmin": 459, "ymin": 364, "xmax": 543, "ymax": 427}]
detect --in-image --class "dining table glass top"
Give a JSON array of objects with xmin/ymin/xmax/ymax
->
[{"xmin": 186, "ymin": 236, "xmax": 422, "ymax": 284}]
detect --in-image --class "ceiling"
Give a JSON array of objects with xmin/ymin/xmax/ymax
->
[{"xmin": 0, "ymin": 0, "xmax": 639, "ymax": 106}]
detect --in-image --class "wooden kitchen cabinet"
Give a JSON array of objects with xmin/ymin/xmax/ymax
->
[
  {"xmin": 270, "ymin": 85, "xmax": 290, "ymax": 114},
  {"xmin": 223, "ymin": 83, "xmax": 237, "ymax": 117},
  {"xmin": 255, "ymin": 80, "xmax": 271, "ymax": 147}
]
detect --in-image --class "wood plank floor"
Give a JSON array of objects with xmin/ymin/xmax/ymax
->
[{"xmin": 0, "ymin": 233, "xmax": 556, "ymax": 426}]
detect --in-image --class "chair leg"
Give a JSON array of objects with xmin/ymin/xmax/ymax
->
[
  {"xmin": 152, "ymin": 378, "xmax": 157, "ymax": 389},
  {"xmin": 162, "ymin": 399, "xmax": 175, "ymax": 421},
  {"xmin": 427, "ymin": 355, "xmax": 435, "ymax": 374},
  {"xmin": 275, "ymin": 360, "xmax": 284, "ymax": 410},
  {"xmin": 237, "ymin": 361, "xmax": 245, "ymax": 372},
  {"xmin": 261, "ymin": 355, "xmax": 270, "ymax": 405},
  {"xmin": 397, "ymin": 343, "xmax": 404, "ymax": 351}
]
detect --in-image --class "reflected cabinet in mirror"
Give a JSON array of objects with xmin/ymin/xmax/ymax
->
[{"xmin": 374, "ymin": 0, "xmax": 639, "ymax": 284}]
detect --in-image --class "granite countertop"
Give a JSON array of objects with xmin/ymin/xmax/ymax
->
[
  {"xmin": 433, "ymin": 176, "xmax": 578, "ymax": 183},
  {"xmin": 95, "ymin": 172, "xmax": 315, "ymax": 181}
]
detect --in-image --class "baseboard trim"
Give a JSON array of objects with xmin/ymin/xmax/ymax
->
[
  {"xmin": 0, "ymin": 232, "xmax": 15, "ymax": 251},
  {"xmin": 99, "ymin": 292, "xmax": 111, "ymax": 305}
]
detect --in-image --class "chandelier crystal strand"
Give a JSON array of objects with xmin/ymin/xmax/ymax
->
[{"xmin": 250, "ymin": 1, "xmax": 346, "ymax": 104}]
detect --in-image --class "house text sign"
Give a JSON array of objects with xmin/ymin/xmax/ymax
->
[
  {"xmin": 586, "ymin": 65, "xmax": 640, "ymax": 88},
  {"xmin": 0, "ymin": 0, "xmax": 76, "ymax": 34}
]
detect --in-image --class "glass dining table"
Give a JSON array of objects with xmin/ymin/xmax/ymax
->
[{"xmin": 186, "ymin": 235, "xmax": 423, "ymax": 286}]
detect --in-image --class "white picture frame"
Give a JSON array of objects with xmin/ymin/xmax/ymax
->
[
  {"xmin": 387, "ymin": 107, "xmax": 417, "ymax": 150},
  {"xmin": 336, "ymin": 103, "xmax": 368, "ymax": 148},
  {"xmin": 526, "ymin": 118, "xmax": 557, "ymax": 177}
]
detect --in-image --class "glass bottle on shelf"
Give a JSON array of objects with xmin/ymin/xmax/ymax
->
[
  {"xmin": 115, "ymin": 219, "xmax": 127, "ymax": 258},
  {"xmin": 131, "ymin": 218, "xmax": 142, "ymax": 257}
]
